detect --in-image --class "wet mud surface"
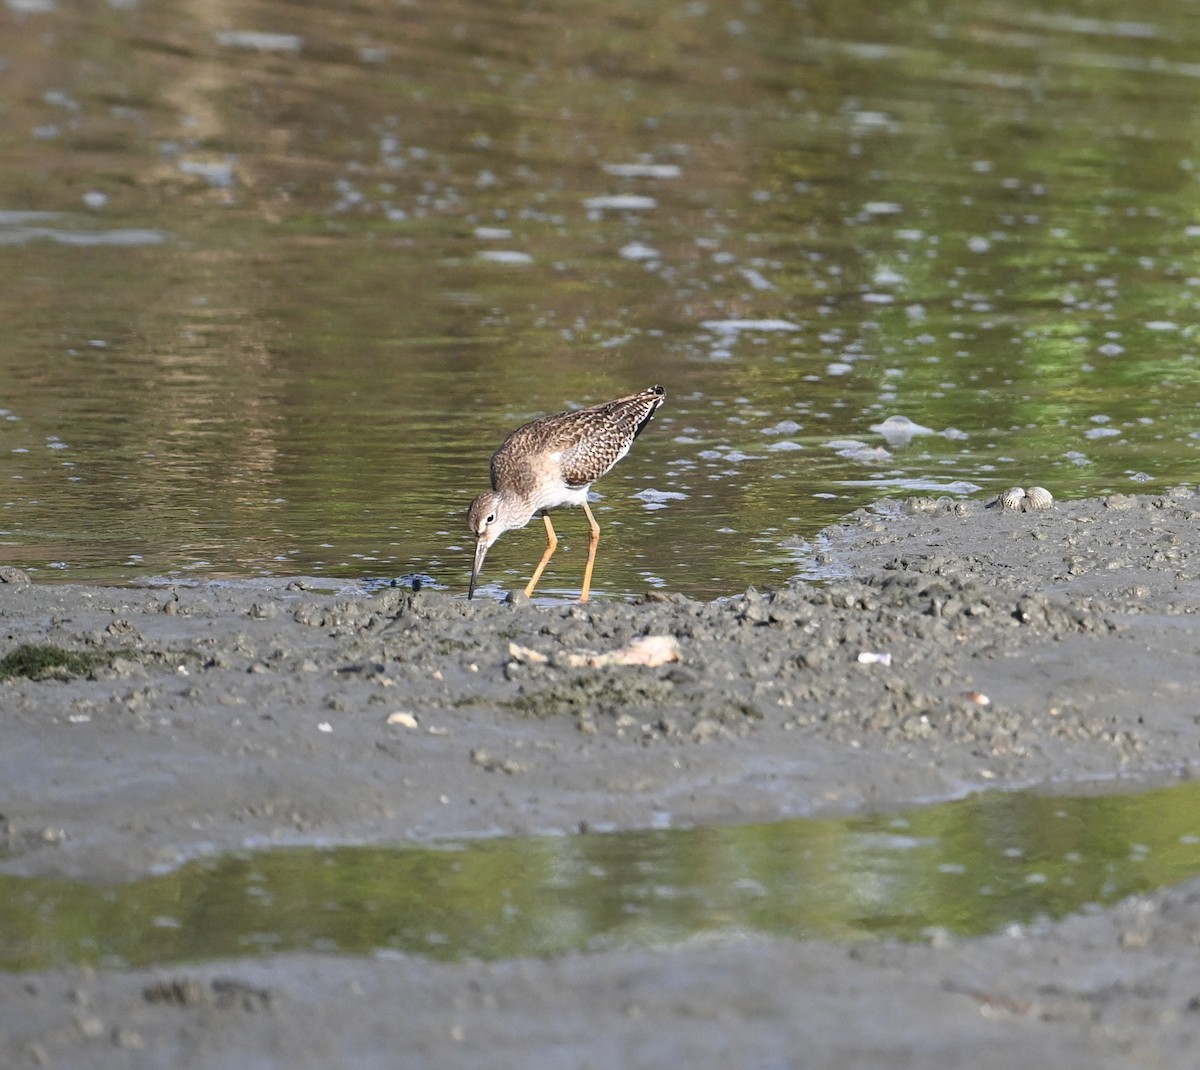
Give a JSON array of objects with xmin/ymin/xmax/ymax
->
[{"xmin": 5, "ymin": 490, "xmax": 1200, "ymax": 1067}]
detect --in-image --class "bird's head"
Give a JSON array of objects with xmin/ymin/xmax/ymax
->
[{"xmin": 466, "ymin": 490, "xmax": 528, "ymax": 599}]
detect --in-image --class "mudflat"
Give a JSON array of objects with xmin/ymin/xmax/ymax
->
[{"xmin": 3, "ymin": 489, "xmax": 1200, "ymax": 1068}]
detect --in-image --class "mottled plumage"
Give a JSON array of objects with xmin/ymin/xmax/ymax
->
[{"xmin": 467, "ymin": 386, "xmax": 665, "ymax": 601}]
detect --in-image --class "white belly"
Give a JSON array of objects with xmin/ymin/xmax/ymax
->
[{"xmin": 532, "ymin": 481, "xmax": 591, "ymax": 513}]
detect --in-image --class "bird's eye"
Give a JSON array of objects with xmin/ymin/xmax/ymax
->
[{"xmin": 486, "ymin": 513, "xmax": 495, "ymax": 525}]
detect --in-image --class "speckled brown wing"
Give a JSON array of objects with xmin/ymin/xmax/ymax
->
[
  {"xmin": 556, "ymin": 388, "xmax": 664, "ymax": 487},
  {"xmin": 490, "ymin": 386, "xmax": 664, "ymax": 492}
]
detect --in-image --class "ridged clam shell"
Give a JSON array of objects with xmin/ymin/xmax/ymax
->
[
  {"xmin": 998, "ymin": 486, "xmax": 1026, "ymax": 511},
  {"xmin": 1023, "ymin": 486, "xmax": 1054, "ymax": 510}
]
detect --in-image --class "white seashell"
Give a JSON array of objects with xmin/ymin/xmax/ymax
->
[
  {"xmin": 1023, "ymin": 486, "xmax": 1054, "ymax": 510},
  {"xmin": 386, "ymin": 711, "xmax": 419, "ymax": 729},
  {"xmin": 856, "ymin": 651, "xmax": 893, "ymax": 666},
  {"xmin": 998, "ymin": 487, "xmax": 1026, "ymax": 511}
]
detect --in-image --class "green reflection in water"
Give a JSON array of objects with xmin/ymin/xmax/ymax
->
[
  {"xmin": 4, "ymin": 781, "xmax": 1200, "ymax": 971},
  {"xmin": 3, "ymin": 0, "xmax": 1200, "ymax": 597}
]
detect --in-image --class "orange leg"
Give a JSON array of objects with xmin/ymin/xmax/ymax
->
[
  {"xmin": 523, "ymin": 513, "xmax": 558, "ymax": 598},
  {"xmin": 579, "ymin": 501, "xmax": 601, "ymax": 603}
]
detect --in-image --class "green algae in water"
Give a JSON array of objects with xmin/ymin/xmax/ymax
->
[{"xmin": 4, "ymin": 781, "xmax": 1200, "ymax": 971}]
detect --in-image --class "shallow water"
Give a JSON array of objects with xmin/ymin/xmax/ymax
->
[
  {"xmin": 3, "ymin": 0, "xmax": 1200, "ymax": 599},
  {"xmin": 4, "ymin": 780, "xmax": 1200, "ymax": 970}
]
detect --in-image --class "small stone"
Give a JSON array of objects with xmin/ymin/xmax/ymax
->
[
  {"xmin": 690, "ymin": 718, "xmax": 725, "ymax": 743},
  {"xmin": 109, "ymin": 656, "xmax": 144, "ymax": 678},
  {"xmin": 112, "ymin": 1026, "xmax": 144, "ymax": 1049},
  {"xmin": 1104, "ymin": 493, "xmax": 1137, "ymax": 511},
  {"xmin": 143, "ymin": 978, "xmax": 207, "ymax": 1005},
  {"xmin": 469, "ymin": 749, "xmax": 524, "ymax": 773},
  {"xmin": 73, "ymin": 1012, "xmax": 105, "ymax": 1038},
  {"xmin": 799, "ymin": 647, "xmax": 827, "ymax": 669},
  {"xmin": 210, "ymin": 977, "xmax": 271, "ymax": 1010},
  {"xmin": 903, "ymin": 496, "xmax": 938, "ymax": 514}
]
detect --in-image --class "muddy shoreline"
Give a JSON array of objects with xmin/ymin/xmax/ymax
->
[{"xmin": 4, "ymin": 489, "xmax": 1200, "ymax": 1067}]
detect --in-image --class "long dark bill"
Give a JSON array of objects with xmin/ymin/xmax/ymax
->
[{"xmin": 468, "ymin": 538, "xmax": 489, "ymax": 599}]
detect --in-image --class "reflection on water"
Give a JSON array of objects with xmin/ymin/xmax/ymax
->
[
  {"xmin": 4, "ymin": 781, "xmax": 1200, "ymax": 970},
  {"xmin": 2, "ymin": 0, "xmax": 1200, "ymax": 598}
]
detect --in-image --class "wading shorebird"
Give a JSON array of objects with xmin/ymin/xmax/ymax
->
[{"xmin": 467, "ymin": 385, "xmax": 665, "ymax": 602}]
